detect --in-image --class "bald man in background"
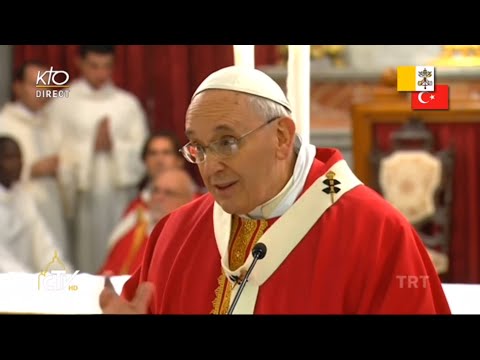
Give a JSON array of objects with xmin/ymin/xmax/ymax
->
[{"xmin": 99, "ymin": 168, "xmax": 197, "ymax": 275}]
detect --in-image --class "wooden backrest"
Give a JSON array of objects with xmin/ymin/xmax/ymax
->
[{"xmin": 351, "ymin": 98, "xmax": 480, "ymax": 187}]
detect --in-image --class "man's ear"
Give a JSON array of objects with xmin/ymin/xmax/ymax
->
[{"xmin": 276, "ymin": 117, "xmax": 296, "ymax": 160}]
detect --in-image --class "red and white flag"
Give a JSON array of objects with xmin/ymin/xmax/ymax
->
[{"xmin": 411, "ymin": 84, "xmax": 449, "ymax": 110}]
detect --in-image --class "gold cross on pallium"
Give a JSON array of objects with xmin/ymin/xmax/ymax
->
[{"xmin": 322, "ymin": 171, "xmax": 341, "ymax": 204}]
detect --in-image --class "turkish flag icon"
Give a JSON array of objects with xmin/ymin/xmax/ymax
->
[{"xmin": 411, "ymin": 84, "xmax": 449, "ymax": 110}]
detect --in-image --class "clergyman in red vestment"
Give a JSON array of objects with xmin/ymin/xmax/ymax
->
[
  {"xmin": 98, "ymin": 167, "xmax": 197, "ymax": 275},
  {"xmin": 99, "ymin": 65, "xmax": 451, "ymax": 315}
]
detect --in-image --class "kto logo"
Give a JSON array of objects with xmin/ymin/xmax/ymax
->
[
  {"xmin": 35, "ymin": 66, "xmax": 70, "ymax": 98},
  {"xmin": 38, "ymin": 251, "xmax": 79, "ymax": 291},
  {"xmin": 38, "ymin": 270, "xmax": 80, "ymax": 291}
]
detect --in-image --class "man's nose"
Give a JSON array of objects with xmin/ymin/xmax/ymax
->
[
  {"xmin": 201, "ymin": 154, "xmax": 226, "ymax": 175},
  {"xmin": 156, "ymin": 190, "xmax": 168, "ymax": 199}
]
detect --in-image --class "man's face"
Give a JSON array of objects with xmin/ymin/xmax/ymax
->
[
  {"xmin": 79, "ymin": 52, "xmax": 114, "ymax": 89},
  {"xmin": 0, "ymin": 140, "xmax": 23, "ymax": 188},
  {"xmin": 185, "ymin": 90, "xmax": 278, "ymax": 215},
  {"xmin": 145, "ymin": 137, "xmax": 183, "ymax": 179},
  {"xmin": 149, "ymin": 169, "xmax": 194, "ymax": 221},
  {"xmin": 14, "ymin": 65, "xmax": 48, "ymax": 112}
]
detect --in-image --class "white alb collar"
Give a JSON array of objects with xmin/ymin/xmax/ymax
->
[{"xmin": 242, "ymin": 141, "xmax": 316, "ymax": 220}]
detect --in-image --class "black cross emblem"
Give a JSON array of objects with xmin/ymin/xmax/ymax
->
[{"xmin": 322, "ymin": 171, "xmax": 341, "ymax": 204}]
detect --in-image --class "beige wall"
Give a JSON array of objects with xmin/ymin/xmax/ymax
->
[{"xmin": 347, "ymin": 45, "xmax": 442, "ymax": 69}]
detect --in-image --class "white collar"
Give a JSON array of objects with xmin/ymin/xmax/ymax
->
[
  {"xmin": 15, "ymin": 102, "xmax": 39, "ymax": 117},
  {"xmin": 3, "ymin": 102, "xmax": 45, "ymax": 127},
  {"xmin": 242, "ymin": 141, "xmax": 317, "ymax": 220},
  {"xmin": 0, "ymin": 182, "xmax": 20, "ymax": 203},
  {"xmin": 140, "ymin": 187, "xmax": 152, "ymax": 203},
  {"xmin": 72, "ymin": 78, "xmax": 116, "ymax": 98},
  {"xmin": 0, "ymin": 183, "xmax": 8, "ymax": 198}
]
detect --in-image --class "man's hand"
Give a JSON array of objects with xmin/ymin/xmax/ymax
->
[
  {"xmin": 99, "ymin": 276, "xmax": 155, "ymax": 314},
  {"xmin": 94, "ymin": 117, "xmax": 112, "ymax": 152},
  {"xmin": 30, "ymin": 155, "xmax": 59, "ymax": 178}
]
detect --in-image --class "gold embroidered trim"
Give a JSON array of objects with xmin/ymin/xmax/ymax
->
[
  {"xmin": 211, "ymin": 216, "xmax": 269, "ymax": 314},
  {"xmin": 211, "ymin": 271, "xmax": 231, "ymax": 315},
  {"xmin": 120, "ymin": 206, "xmax": 148, "ymax": 275},
  {"xmin": 229, "ymin": 218, "xmax": 261, "ymax": 271}
]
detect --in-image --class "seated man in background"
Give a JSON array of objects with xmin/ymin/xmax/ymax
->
[
  {"xmin": 0, "ymin": 136, "xmax": 71, "ymax": 273},
  {"xmin": 123, "ymin": 131, "xmax": 186, "ymax": 217},
  {"xmin": 0, "ymin": 61, "xmax": 69, "ymax": 261},
  {"xmin": 99, "ymin": 167, "xmax": 197, "ymax": 275}
]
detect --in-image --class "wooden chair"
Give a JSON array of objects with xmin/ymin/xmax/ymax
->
[{"xmin": 370, "ymin": 117, "xmax": 455, "ymax": 274}]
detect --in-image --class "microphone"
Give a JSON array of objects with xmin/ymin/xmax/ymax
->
[{"xmin": 227, "ymin": 242, "xmax": 267, "ymax": 315}]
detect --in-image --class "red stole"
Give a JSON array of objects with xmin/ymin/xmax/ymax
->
[{"xmin": 211, "ymin": 216, "xmax": 271, "ymax": 314}]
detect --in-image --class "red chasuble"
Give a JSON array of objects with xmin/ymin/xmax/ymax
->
[{"xmin": 122, "ymin": 148, "xmax": 451, "ymax": 314}]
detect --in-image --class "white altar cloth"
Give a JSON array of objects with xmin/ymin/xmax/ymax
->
[{"xmin": 0, "ymin": 273, "xmax": 477, "ymax": 314}]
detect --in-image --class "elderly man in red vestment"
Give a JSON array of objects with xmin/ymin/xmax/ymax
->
[
  {"xmin": 98, "ymin": 167, "xmax": 197, "ymax": 275},
  {"xmin": 100, "ymin": 66, "xmax": 451, "ymax": 314}
]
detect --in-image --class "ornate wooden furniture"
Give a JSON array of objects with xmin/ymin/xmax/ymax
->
[
  {"xmin": 351, "ymin": 89, "xmax": 480, "ymax": 282},
  {"xmin": 370, "ymin": 117, "xmax": 454, "ymax": 274}
]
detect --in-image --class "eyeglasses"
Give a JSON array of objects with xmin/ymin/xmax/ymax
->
[{"xmin": 179, "ymin": 117, "xmax": 280, "ymax": 164}]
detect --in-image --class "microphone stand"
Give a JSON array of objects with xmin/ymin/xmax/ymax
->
[{"xmin": 227, "ymin": 243, "xmax": 267, "ymax": 315}]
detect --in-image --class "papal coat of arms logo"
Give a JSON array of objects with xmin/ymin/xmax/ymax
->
[{"xmin": 417, "ymin": 68, "xmax": 433, "ymax": 90}]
